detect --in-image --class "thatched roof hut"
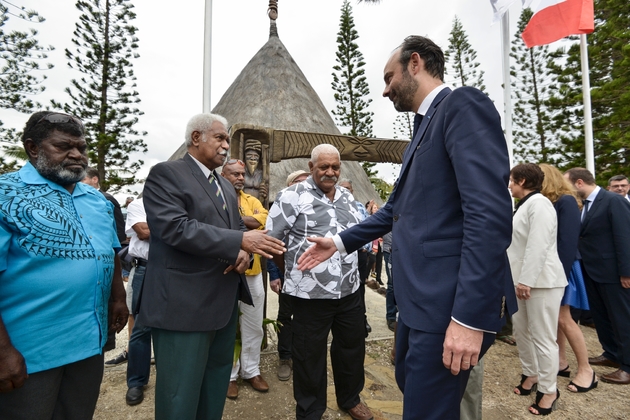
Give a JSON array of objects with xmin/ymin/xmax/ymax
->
[{"xmin": 168, "ymin": 20, "xmax": 381, "ymax": 206}]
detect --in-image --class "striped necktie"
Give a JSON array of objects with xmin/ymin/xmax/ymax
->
[{"xmin": 208, "ymin": 171, "xmax": 227, "ymax": 212}]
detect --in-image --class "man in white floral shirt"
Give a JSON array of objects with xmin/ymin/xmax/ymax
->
[{"xmin": 266, "ymin": 144, "xmax": 373, "ymax": 420}]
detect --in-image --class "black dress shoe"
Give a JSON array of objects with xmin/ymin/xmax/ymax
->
[{"xmin": 126, "ymin": 386, "xmax": 144, "ymax": 406}]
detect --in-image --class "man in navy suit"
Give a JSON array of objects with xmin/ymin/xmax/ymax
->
[
  {"xmin": 297, "ymin": 36, "xmax": 515, "ymax": 419},
  {"xmin": 565, "ymin": 168, "xmax": 630, "ymax": 385}
]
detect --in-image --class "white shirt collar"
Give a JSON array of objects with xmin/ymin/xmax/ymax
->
[
  {"xmin": 585, "ymin": 185, "xmax": 601, "ymax": 203},
  {"xmin": 188, "ymin": 153, "xmax": 212, "ymax": 179},
  {"xmin": 417, "ymin": 84, "xmax": 449, "ymax": 116}
]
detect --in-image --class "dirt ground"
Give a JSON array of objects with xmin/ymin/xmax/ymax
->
[{"xmin": 95, "ymin": 284, "xmax": 630, "ymax": 419}]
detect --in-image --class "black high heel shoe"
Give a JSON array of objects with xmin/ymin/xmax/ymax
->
[
  {"xmin": 567, "ymin": 371, "xmax": 598, "ymax": 393},
  {"xmin": 529, "ymin": 390, "xmax": 560, "ymax": 416},
  {"xmin": 514, "ymin": 374, "xmax": 538, "ymax": 396},
  {"xmin": 557, "ymin": 365, "xmax": 571, "ymax": 378}
]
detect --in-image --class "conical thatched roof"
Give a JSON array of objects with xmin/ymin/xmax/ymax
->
[{"xmin": 168, "ymin": 22, "xmax": 380, "ymax": 206}]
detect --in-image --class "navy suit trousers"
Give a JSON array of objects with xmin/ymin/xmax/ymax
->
[{"xmin": 395, "ymin": 314, "xmax": 495, "ymax": 420}]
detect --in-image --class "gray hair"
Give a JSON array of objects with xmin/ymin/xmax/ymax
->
[
  {"xmin": 310, "ymin": 144, "xmax": 340, "ymax": 164},
  {"xmin": 608, "ymin": 174, "xmax": 628, "ymax": 185},
  {"xmin": 184, "ymin": 113, "xmax": 228, "ymax": 146}
]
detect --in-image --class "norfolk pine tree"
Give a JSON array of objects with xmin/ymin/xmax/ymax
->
[
  {"xmin": 392, "ymin": 112, "xmax": 413, "ymax": 140},
  {"xmin": 0, "ymin": 1, "xmax": 53, "ymax": 172},
  {"xmin": 331, "ymin": 0, "xmax": 376, "ymax": 179},
  {"xmin": 510, "ymin": 8, "xmax": 562, "ymax": 164},
  {"xmin": 53, "ymin": 0, "xmax": 146, "ymax": 192},
  {"xmin": 444, "ymin": 16, "xmax": 487, "ymax": 93},
  {"xmin": 548, "ymin": 0, "xmax": 630, "ymax": 182}
]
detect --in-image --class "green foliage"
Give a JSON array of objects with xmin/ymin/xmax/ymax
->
[
  {"xmin": 370, "ymin": 176, "xmax": 393, "ymax": 201},
  {"xmin": 332, "ymin": 1, "xmax": 379, "ymax": 184},
  {"xmin": 445, "ymin": 16, "xmax": 487, "ymax": 94},
  {"xmin": 510, "ymin": 8, "xmax": 564, "ymax": 164},
  {"xmin": 548, "ymin": 0, "xmax": 630, "ymax": 183},
  {"xmin": 53, "ymin": 0, "xmax": 147, "ymax": 192},
  {"xmin": 331, "ymin": 0, "xmax": 373, "ymax": 138},
  {"xmin": 392, "ymin": 112, "xmax": 413, "ymax": 140},
  {"xmin": 0, "ymin": 1, "xmax": 53, "ymax": 172}
]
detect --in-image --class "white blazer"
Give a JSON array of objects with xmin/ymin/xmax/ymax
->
[{"xmin": 507, "ymin": 193, "xmax": 568, "ymax": 289}]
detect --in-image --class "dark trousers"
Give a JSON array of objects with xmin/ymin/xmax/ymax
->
[
  {"xmin": 582, "ymin": 268, "xmax": 630, "ymax": 373},
  {"xmin": 277, "ymin": 289, "xmax": 293, "ymax": 361},
  {"xmin": 152, "ymin": 298, "xmax": 239, "ymax": 420},
  {"xmin": 384, "ymin": 251, "xmax": 397, "ymax": 321},
  {"xmin": 374, "ymin": 248, "xmax": 383, "ymax": 284},
  {"xmin": 357, "ymin": 250, "xmax": 369, "ymax": 319},
  {"xmin": 290, "ymin": 292, "xmax": 366, "ymax": 420},
  {"xmin": 357, "ymin": 249, "xmax": 369, "ymax": 284},
  {"xmin": 0, "ymin": 354, "xmax": 104, "ymax": 420},
  {"xmin": 127, "ymin": 264, "xmax": 152, "ymax": 388},
  {"xmin": 395, "ymin": 314, "xmax": 494, "ymax": 420}
]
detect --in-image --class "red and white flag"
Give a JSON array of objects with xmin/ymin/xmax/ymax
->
[{"xmin": 521, "ymin": 0, "xmax": 594, "ymax": 48}]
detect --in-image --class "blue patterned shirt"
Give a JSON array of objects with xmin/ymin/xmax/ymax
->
[{"xmin": 0, "ymin": 163, "xmax": 120, "ymax": 374}]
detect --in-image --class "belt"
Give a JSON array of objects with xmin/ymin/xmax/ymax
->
[{"xmin": 133, "ymin": 258, "xmax": 148, "ymax": 267}]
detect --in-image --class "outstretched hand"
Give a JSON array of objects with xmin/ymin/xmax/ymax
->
[
  {"xmin": 297, "ymin": 237, "xmax": 338, "ymax": 271},
  {"xmin": 242, "ymin": 230, "xmax": 286, "ymax": 259}
]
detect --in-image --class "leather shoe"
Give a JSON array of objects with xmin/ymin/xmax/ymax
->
[
  {"xmin": 126, "ymin": 386, "xmax": 144, "ymax": 406},
  {"xmin": 588, "ymin": 355, "xmax": 620, "ymax": 368},
  {"xmin": 245, "ymin": 375, "xmax": 269, "ymax": 392},
  {"xmin": 601, "ymin": 369, "xmax": 630, "ymax": 385},
  {"xmin": 346, "ymin": 402, "xmax": 374, "ymax": 420},
  {"xmin": 226, "ymin": 380, "xmax": 238, "ymax": 399}
]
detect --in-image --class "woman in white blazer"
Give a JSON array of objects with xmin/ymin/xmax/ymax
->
[{"xmin": 508, "ymin": 163, "xmax": 567, "ymax": 416}]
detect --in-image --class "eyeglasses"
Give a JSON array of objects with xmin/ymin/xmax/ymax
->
[
  {"xmin": 36, "ymin": 113, "xmax": 84, "ymax": 129},
  {"xmin": 225, "ymin": 159, "xmax": 245, "ymax": 166}
]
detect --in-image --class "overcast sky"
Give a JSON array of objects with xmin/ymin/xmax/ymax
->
[{"xmin": 2, "ymin": 0, "xmax": 526, "ymax": 199}]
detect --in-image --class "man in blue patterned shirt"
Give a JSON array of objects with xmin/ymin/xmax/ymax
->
[
  {"xmin": 266, "ymin": 144, "xmax": 373, "ymax": 420},
  {"xmin": 0, "ymin": 111, "xmax": 128, "ymax": 419}
]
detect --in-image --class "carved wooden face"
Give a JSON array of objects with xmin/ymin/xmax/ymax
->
[{"xmin": 245, "ymin": 150, "xmax": 260, "ymax": 174}]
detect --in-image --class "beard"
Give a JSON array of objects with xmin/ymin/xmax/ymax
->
[
  {"xmin": 35, "ymin": 152, "xmax": 87, "ymax": 186},
  {"xmin": 392, "ymin": 70, "xmax": 419, "ymax": 112}
]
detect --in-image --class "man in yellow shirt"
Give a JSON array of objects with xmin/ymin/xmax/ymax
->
[{"xmin": 221, "ymin": 159, "xmax": 269, "ymax": 399}]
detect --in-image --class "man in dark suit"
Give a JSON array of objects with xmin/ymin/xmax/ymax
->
[
  {"xmin": 565, "ymin": 168, "xmax": 630, "ymax": 385},
  {"xmin": 138, "ymin": 113, "xmax": 286, "ymax": 420},
  {"xmin": 298, "ymin": 36, "xmax": 515, "ymax": 419}
]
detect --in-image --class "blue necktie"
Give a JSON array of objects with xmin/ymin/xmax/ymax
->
[
  {"xmin": 413, "ymin": 113, "xmax": 423, "ymax": 138},
  {"xmin": 581, "ymin": 199, "xmax": 590, "ymax": 223}
]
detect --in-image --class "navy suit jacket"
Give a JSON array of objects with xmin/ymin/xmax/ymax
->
[
  {"xmin": 554, "ymin": 194, "xmax": 581, "ymax": 277},
  {"xmin": 339, "ymin": 87, "xmax": 515, "ymax": 334},
  {"xmin": 579, "ymin": 188, "xmax": 630, "ymax": 283},
  {"xmin": 139, "ymin": 153, "xmax": 251, "ymax": 332}
]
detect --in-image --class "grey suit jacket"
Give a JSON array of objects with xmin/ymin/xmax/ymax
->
[
  {"xmin": 138, "ymin": 153, "xmax": 252, "ymax": 331},
  {"xmin": 579, "ymin": 188, "xmax": 630, "ymax": 284}
]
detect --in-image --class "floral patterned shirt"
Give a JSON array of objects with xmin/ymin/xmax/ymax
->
[{"xmin": 266, "ymin": 177, "xmax": 362, "ymax": 299}]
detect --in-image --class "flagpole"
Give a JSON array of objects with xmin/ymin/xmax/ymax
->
[
  {"xmin": 501, "ymin": 11, "xmax": 514, "ymax": 167},
  {"xmin": 202, "ymin": 0, "xmax": 213, "ymax": 113},
  {"xmin": 580, "ymin": 34, "xmax": 595, "ymax": 176}
]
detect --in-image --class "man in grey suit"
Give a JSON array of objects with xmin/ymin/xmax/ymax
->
[
  {"xmin": 565, "ymin": 168, "xmax": 630, "ymax": 385},
  {"xmin": 138, "ymin": 113, "xmax": 286, "ymax": 419}
]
